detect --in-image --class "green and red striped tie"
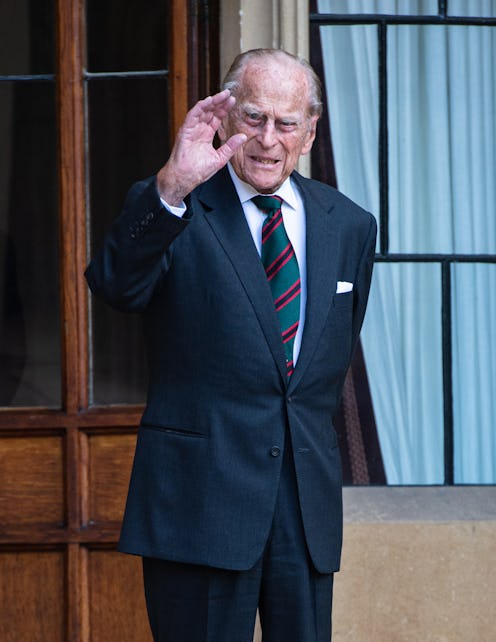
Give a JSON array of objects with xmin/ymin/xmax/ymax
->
[{"xmin": 252, "ymin": 195, "xmax": 300, "ymax": 377}]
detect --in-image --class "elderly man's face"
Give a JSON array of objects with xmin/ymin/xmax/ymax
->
[{"xmin": 219, "ymin": 59, "xmax": 318, "ymax": 194}]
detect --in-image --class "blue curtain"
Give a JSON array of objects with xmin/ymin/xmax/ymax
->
[{"xmin": 318, "ymin": 0, "xmax": 496, "ymax": 483}]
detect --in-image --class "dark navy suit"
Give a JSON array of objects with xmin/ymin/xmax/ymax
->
[{"xmin": 85, "ymin": 166, "xmax": 376, "ymax": 637}]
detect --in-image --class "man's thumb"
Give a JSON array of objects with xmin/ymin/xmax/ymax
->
[{"xmin": 218, "ymin": 133, "xmax": 247, "ymax": 163}]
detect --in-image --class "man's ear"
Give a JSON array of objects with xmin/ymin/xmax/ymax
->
[{"xmin": 301, "ymin": 115, "xmax": 319, "ymax": 155}]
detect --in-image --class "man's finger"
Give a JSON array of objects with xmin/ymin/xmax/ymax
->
[
  {"xmin": 189, "ymin": 90, "xmax": 235, "ymax": 124},
  {"xmin": 216, "ymin": 133, "xmax": 247, "ymax": 163},
  {"xmin": 210, "ymin": 88, "xmax": 232, "ymax": 105}
]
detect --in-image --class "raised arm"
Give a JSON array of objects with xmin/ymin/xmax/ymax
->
[{"xmin": 85, "ymin": 90, "xmax": 246, "ymax": 311}]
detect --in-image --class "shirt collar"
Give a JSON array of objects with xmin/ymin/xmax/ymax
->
[{"xmin": 227, "ymin": 163, "xmax": 298, "ymax": 211}]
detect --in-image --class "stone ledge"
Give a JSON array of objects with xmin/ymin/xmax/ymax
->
[{"xmin": 343, "ymin": 485, "xmax": 496, "ymax": 523}]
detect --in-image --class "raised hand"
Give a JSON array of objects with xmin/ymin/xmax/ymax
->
[{"xmin": 156, "ymin": 89, "xmax": 247, "ymax": 205}]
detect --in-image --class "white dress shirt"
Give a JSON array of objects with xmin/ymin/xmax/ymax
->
[{"xmin": 160, "ymin": 163, "xmax": 307, "ymax": 364}]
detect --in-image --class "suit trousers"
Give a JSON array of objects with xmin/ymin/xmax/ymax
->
[{"xmin": 142, "ymin": 432, "xmax": 334, "ymax": 642}]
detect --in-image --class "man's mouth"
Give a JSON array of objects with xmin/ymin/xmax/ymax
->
[{"xmin": 250, "ymin": 156, "xmax": 279, "ymax": 165}]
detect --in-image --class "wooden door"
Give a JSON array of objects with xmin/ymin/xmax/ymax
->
[{"xmin": 0, "ymin": 1, "xmax": 219, "ymax": 639}]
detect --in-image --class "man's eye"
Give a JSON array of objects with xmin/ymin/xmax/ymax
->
[
  {"xmin": 279, "ymin": 121, "xmax": 298, "ymax": 131},
  {"xmin": 246, "ymin": 113, "xmax": 261, "ymax": 122}
]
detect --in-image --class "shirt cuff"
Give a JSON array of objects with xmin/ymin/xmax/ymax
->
[{"xmin": 160, "ymin": 197, "xmax": 187, "ymax": 218}]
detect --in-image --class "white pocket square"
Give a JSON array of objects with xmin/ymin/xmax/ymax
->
[{"xmin": 336, "ymin": 281, "xmax": 353, "ymax": 294}]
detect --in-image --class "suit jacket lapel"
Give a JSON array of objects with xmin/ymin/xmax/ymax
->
[
  {"xmin": 194, "ymin": 168, "xmax": 288, "ymax": 383},
  {"xmin": 288, "ymin": 173, "xmax": 339, "ymax": 392},
  {"xmin": 192, "ymin": 168, "xmax": 340, "ymax": 390}
]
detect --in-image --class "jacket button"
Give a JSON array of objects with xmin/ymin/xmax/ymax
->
[{"xmin": 270, "ymin": 446, "xmax": 281, "ymax": 457}]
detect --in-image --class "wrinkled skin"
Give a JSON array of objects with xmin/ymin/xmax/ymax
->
[{"xmin": 156, "ymin": 55, "xmax": 317, "ymax": 203}]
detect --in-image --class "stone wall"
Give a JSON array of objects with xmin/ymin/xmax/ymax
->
[{"xmin": 333, "ymin": 487, "xmax": 496, "ymax": 641}]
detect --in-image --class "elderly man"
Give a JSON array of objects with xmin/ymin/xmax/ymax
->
[{"xmin": 86, "ymin": 48, "xmax": 376, "ymax": 642}]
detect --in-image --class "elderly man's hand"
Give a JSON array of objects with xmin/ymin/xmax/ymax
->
[{"xmin": 156, "ymin": 89, "xmax": 246, "ymax": 205}]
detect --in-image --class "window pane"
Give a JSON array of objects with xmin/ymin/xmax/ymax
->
[
  {"xmin": 0, "ymin": 1, "xmax": 54, "ymax": 75},
  {"xmin": 315, "ymin": 9, "xmax": 496, "ymax": 488},
  {"xmin": 87, "ymin": 78, "xmax": 170, "ymax": 405},
  {"xmin": 316, "ymin": 0, "xmax": 438, "ymax": 15},
  {"xmin": 319, "ymin": 24, "xmax": 379, "ymax": 218},
  {"xmin": 361, "ymin": 263, "xmax": 444, "ymax": 484},
  {"xmin": 0, "ymin": 82, "xmax": 60, "ymax": 407},
  {"xmin": 86, "ymin": 0, "xmax": 169, "ymax": 72},
  {"xmin": 452, "ymin": 263, "xmax": 496, "ymax": 483},
  {"xmin": 448, "ymin": 0, "xmax": 496, "ymax": 17},
  {"xmin": 388, "ymin": 25, "xmax": 496, "ymax": 254}
]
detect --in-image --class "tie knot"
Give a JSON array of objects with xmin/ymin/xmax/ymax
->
[{"xmin": 252, "ymin": 195, "xmax": 283, "ymax": 216}]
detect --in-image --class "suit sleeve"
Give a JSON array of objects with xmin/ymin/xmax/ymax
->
[
  {"xmin": 350, "ymin": 212, "xmax": 377, "ymax": 353},
  {"xmin": 85, "ymin": 177, "xmax": 189, "ymax": 312}
]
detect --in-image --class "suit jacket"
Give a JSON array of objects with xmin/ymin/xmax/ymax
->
[{"xmin": 85, "ymin": 166, "xmax": 376, "ymax": 573}]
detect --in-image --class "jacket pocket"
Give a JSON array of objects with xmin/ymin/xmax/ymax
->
[
  {"xmin": 332, "ymin": 290, "xmax": 353, "ymax": 308},
  {"xmin": 141, "ymin": 424, "xmax": 208, "ymax": 439}
]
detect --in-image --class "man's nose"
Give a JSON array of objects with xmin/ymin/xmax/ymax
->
[{"xmin": 257, "ymin": 120, "xmax": 278, "ymax": 148}]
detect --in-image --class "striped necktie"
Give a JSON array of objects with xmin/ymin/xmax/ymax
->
[{"xmin": 252, "ymin": 195, "xmax": 300, "ymax": 377}]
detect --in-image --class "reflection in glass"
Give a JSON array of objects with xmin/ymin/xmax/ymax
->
[
  {"xmin": 452, "ymin": 264, "xmax": 496, "ymax": 483},
  {"xmin": 88, "ymin": 78, "xmax": 169, "ymax": 405},
  {"xmin": 86, "ymin": 0, "xmax": 169, "ymax": 72},
  {"xmin": 0, "ymin": 83, "xmax": 60, "ymax": 406},
  {"xmin": 0, "ymin": 0, "xmax": 54, "ymax": 75}
]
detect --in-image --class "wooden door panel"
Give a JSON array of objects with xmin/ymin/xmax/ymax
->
[
  {"xmin": 0, "ymin": 549, "xmax": 65, "ymax": 642},
  {"xmin": 0, "ymin": 434, "xmax": 65, "ymax": 527},
  {"xmin": 88, "ymin": 549, "xmax": 152, "ymax": 642},
  {"xmin": 86, "ymin": 431, "xmax": 137, "ymax": 525}
]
